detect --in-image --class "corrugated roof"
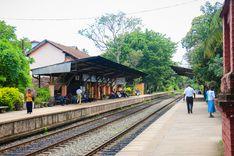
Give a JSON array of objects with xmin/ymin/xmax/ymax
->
[
  {"xmin": 27, "ymin": 39, "xmax": 90, "ymax": 59},
  {"xmin": 31, "ymin": 56, "xmax": 146, "ymax": 79},
  {"xmin": 171, "ymin": 65, "xmax": 194, "ymax": 78}
]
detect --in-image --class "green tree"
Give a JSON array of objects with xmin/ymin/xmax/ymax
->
[
  {"xmin": 103, "ymin": 30, "xmax": 177, "ymax": 91},
  {"xmin": 181, "ymin": 2, "xmax": 223, "ymax": 89},
  {"xmin": 0, "ymin": 20, "xmax": 16, "ymax": 41},
  {"xmin": 0, "ymin": 21, "xmax": 31, "ymax": 91},
  {"xmin": 79, "ymin": 12, "xmax": 142, "ymax": 63}
]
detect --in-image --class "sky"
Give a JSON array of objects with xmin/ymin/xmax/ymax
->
[{"xmin": 0, "ymin": 0, "xmax": 224, "ymax": 67}]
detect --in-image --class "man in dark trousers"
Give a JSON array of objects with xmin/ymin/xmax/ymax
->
[{"xmin": 184, "ymin": 84, "xmax": 196, "ymax": 114}]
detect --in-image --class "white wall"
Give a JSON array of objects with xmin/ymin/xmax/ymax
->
[{"xmin": 29, "ymin": 43, "xmax": 65, "ymax": 69}]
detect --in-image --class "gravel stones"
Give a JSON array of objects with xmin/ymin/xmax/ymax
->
[{"xmin": 47, "ymin": 99, "xmax": 173, "ymax": 156}]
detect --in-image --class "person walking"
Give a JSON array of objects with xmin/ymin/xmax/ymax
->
[
  {"xmin": 184, "ymin": 84, "xmax": 196, "ymax": 114},
  {"xmin": 76, "ymin": 87, "xmax": 82, "ymax": 104},
  {"xmin": 25, "ymin": 89, "xmax": 34, "ymax": 114},
  {"xmin": 203, "ymin": 85, "xmax": 208, "ymax": 102},
  {"xmin": 206, "ymin": 86, "xmax": 216, "ymax": 118}
]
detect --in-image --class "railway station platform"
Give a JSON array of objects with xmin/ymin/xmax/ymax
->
[
  {"xmin": 116, "ymin": 95, "xmax": 222, "ymax": 156},
  {"xmin": 0, "ymin": 94, "xmax": 156, "ymax": 123},
  {"xmin": 0, "ymin": 92, "xmax": 169, "ymax": 144}
]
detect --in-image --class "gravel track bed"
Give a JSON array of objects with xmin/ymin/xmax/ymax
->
[
  {"xmin": 97, "ymin": 99, "xmax": 180, "ymax": 156},
  {"xmin": 0, "ymin": 106, "xmax": 124, "ymax": 150},
  {"xmin": 0, "ymin": 97, "xmax": 167, "ymax": 156},
  {"xmin": 0, "ymin": 101, "xmax": 149, "ymax": 150},
  {"xmin": 45, "ymin": 98, "xmax": 174, "ymax": 156}
]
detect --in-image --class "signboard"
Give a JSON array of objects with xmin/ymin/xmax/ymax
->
[
  {"xmin": 82, "ymin": 74, "xmax": 97, "ymax": 82},
  {"xmin": 115, "ymin": 77, "xmax": 126, "ymax": 85}
]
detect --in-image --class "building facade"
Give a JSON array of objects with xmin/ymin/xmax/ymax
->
[
  {"xmin": 218, "ymin": 1, "xmax": 234, "ymax": 156},
  {"xmin": 27, "ymin": 39, "xmax": 89, "ymax": 69}
]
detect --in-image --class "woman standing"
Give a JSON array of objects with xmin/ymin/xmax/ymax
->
[
  {"xmin": 25, "ymin": 89, "xmax": 34, "ymax": 114},
  {"xmin": 203, "ymin": 85, "xmax": 208, "ymax": 103},
  {"xmin": 207, "ymin": 86, "xmax": 216, "ymax": 118}
]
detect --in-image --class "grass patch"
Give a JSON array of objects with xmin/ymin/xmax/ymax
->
[{"xmin": 218, "ymin": 140, "xmax": 224, "ymax": 156}]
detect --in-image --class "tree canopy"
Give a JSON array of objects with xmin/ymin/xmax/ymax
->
[
  {"xmin": 0, "ymin": 20, "xmax": 31, "ymax": 91},
  {"xmin": 181, "ymin": 2, "xmax": 223, "ymax": 89},
  {"xmin": 103, "ymin": 29, "xmax": 177, "ymax": 91},
  {"xmin": 79, "ymin": 12, "xmax": 142, "ymax": 63}
]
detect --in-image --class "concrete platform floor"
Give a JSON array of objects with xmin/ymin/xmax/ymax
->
[
  {"xmin": 116, "ymin": 97, "xmax": 222, "ymax": 156},
  {"xmin": 0, "ymin": 94, "xmax": 153, "ymax": 124}
]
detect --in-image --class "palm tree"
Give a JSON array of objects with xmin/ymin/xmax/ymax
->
[{"xmin": 203, "ymin": 8, "xmax": 223, "ymax": 58}]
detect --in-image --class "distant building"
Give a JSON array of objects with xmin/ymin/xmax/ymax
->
[
  {"xmin": 27, "ymin": 39, "xmax": 145, "ymax": 98},
  {"xmin": 27, "ymin": 39, "xmax": 89, "ymax": 69}
]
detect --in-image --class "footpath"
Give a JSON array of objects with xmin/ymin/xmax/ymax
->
[{"xmin": 116, "ymin": 95, "xmax": 222, "ymax": 156}]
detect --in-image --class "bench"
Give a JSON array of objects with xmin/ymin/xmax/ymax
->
[{"xmin": 0, "ymin": 106, "xmax": 8, "ymax": 113}]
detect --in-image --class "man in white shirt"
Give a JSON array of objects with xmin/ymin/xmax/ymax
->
[
  {"xmin": 184, "ymin": 84, "xmax": 196, "ymax": 114},
  {"xmin": 76, "ymin": 88, "xmax": 82, "ymax": 104}
]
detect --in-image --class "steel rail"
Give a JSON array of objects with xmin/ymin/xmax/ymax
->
[
  {"xmin": 84, "ymin": 95, "xmax": 182, "ymax": 156},
  {"xmin": 25, "ymin": 97, "xmax": 166, "ymax": 156},
  {"xmin": 0, "ymin": 95, "xmax": 169, "ymax": 156}
]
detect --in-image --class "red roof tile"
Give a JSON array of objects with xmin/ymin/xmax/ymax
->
[{"xmin": 27, "ymin": 39, "xmax": 90, "ymax": 59}]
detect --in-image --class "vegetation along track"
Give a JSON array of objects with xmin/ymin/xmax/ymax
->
[{"xmin": 0, "ymin": 95, "xmax": 172, "ymax": 156}]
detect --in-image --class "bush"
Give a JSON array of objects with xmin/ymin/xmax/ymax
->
[
  {"xmin": 35, "ymin": 87, "xmax": 50, "ymax": 102},
  {"xmin": 0, "ymin": 87, "xmax": 24, "ymax": 110},
  {"xmin": 125, "ymin": 87, "xmax": 132, "ymax": 96},
  {"xmin": 34, "ymin": 97, "xmax": 43, "ymax": 106}
]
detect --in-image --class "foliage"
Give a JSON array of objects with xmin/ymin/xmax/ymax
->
[
  {"xmin": 34, "ymin": 97, "xmax": 43, "ymax": 105},
  {"xmin": 0, "ymin": 87, "xmax": 24, "ymax": 110},
  {"xmin": 165, "ymin": 75, "xmax": 182, "ymax": 91},
  {"xmin": 0, "ymin": 21, "xmax": 32, "ymax": 91},
  {"xmin": 79, "ymin": 12, "xmax": 142, "ymax": 63},
  {"xmin": 0, "ymin": 20, "xmax": 16, "ymax": 41},
  {"xmin": 164, "ymin": 74, "xmax": 203, "ymax": 92},
  {"xmin": 43, "ymin": 127, "xmax": 48, "ymax": 134},
  {"xmin": 35, "ymin": 87, "xmax": 50, "ymax": 103},
  {"xmin": 103, "ymin": 29, "xmax": 176, "ymax": 92},
  {"xmin": 181, "ymin": 2, "xmax": 223, "ymax": 90},
  {"xmin": 125, "ymin": 87, "xmax": 132, "ymax": 95}
]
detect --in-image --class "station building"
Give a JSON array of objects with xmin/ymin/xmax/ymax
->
[{"xmin": 27, "ymin": 40, "xmax": 145, "ymax": 99}]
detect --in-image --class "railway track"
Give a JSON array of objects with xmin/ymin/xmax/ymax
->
[
  {"xmin": 41, "ymin": 95, "xmax": 181, "ymax": 156},
  {"xmin": 0, "ymin": 95, "xmax": 172, "ymax": 156},
  {"xmin": 92, "ymin": 95, "xmax": 182, "ymax": 156},
  {"xmin": 84, "ymin": 95, "xmax": 182, "ymax": 156}
]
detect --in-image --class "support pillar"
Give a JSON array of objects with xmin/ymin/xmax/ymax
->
[
  {"xmin": 61, "ymin": 85, "xmax": 67, "ymax": 96},
  {"xmin": 49, "ymin": 76, "xmax": 55, "ymax": 97},
  {"xmin": 94, "ymin": 83, "xmax": 98, "ymax": 99},
  {"xmin": 49, "ymin": 85, "xmax": 54, "ymax": 97},
  {"xmin": 38, "ymin": 75, "xmax": 41, "ymax": 88},
  {"xmin": 219, "ymin": 1, "xmax": 234, "ymax": 156}
]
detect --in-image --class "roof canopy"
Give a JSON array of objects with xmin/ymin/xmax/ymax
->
[
  {"xmin": 171, "ymin": 66, "xmax": 194, "ymax": 78},
  {"xmin": 32, "ymin": 56, "xmax": 146, "ymax": 80}
]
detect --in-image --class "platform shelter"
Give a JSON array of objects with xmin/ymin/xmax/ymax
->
[
  {"xmin": 170, "ymin": 66, "xmax": 194, "ymax": 78},
  {"xmin": 31, "ymin": 56, "xmax": 146, "ymax": 99}
]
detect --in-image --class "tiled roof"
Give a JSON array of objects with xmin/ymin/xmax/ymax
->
[
  {"xmin": 31, "ymin": 40, "xmax": 40, "ymax": 43},
  {"xmin": 27, "ymin": 39, "xmax": 90, "ymax": 59}
]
